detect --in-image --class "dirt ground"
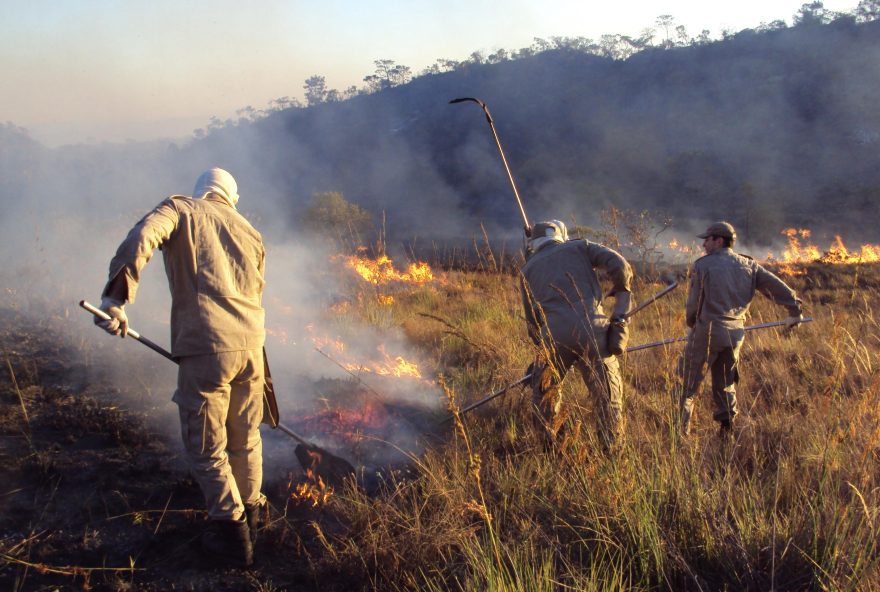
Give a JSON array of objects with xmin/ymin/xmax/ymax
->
[{"xmin": 0, "ymin": 306, "xmax": 363, "ymax": 591}]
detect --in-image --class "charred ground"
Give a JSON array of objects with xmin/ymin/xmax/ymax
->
[{"xmin": 0, "ymin": 306, "xmax": 364, "ymax": 591}]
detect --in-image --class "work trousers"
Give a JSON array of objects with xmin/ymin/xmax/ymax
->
[
  {"xmin": 679, "ymin": 329, "xmax": 742, "ymax": 434},
  {"xmin": 531, "ymin": 341, "xmax": 623, "ymax": 448},
  {"xmin": 174, "ymin": 349, "xmax": 265, "ymax": 520}
]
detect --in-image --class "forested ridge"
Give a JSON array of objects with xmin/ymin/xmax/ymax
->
[{"xmin": 3, "ymin": 9, "xmax": 880, "ymax": 246}]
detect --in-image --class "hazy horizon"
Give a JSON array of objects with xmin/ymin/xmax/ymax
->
[{"xmin": 3, "ymin": 0, "xmax": 861, "ymax": 147}]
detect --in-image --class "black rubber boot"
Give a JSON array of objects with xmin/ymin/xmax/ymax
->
[
  {"xmin": 244, "ymin": 501, "xmax": 267, "ymax": 545},
  {"xmin": 201, "ymin": 516, "xmax": 253, "ymax": 568}
]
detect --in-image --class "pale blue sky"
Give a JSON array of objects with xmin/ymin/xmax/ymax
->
[{"xmin": 1, "ymin": 0, "xmax": 859, "ymax": 146}]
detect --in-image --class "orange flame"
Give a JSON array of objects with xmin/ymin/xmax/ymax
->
[
  {"xmin": 818, "ymin": 235, "xmax": 880, "ymax": 264},
  {"xmin": 768, "ymin": 228, "xmax": 880, "ymax": 275},
  {"xmin": 779, "ymin": 228, "xmax": 821, "ymax": 263},
  {"xmin": 291, "ymin": 470, "xmax": 333, "ymax": 507},
  {"xmin": 336, "ymin": 344, "xmax": 423, "ymax": 379},
  {"xmin": 338, "ymin": 248, "xmax": 434, "ymax": 285},
  {"xmin": 306, "ymin": 328, "xmax": 425, "ymax": 380},
  {"xmin": 373, "ymin": 344, "xmax": 422, "ymax": 378},
  {"xmin": 311, "ymin": 333, "xmax": 347, "ymax": 355},
  {"xmin": 667, "ymin": 237, "xmax": 698, "ymax": 256}
]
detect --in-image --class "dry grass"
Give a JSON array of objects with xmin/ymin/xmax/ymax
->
[
  {"xmin": 1, "ymin": 254, "xmax": 877, "ymax": 590},
  {"xmin": 318, "ymin": 260, "xmax": 880, "ymax": 591}
]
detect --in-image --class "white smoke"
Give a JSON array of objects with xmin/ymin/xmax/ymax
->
[{"xmin": 0, "ymin": 127, "xmax": 445, "ymax": 476}]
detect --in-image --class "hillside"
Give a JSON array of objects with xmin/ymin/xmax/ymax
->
[
  {"xmin": 175, "ymin": 17, "xmax": 880, "ymax": 246},
  {"xmin": 3, "ymin": 18, "xmax": 880, "ymax": 254}
]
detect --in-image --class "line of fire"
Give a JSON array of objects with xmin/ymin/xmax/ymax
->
[{"xmin": 278, "ymin": 228, "xmax": 880, "ymax": 507}]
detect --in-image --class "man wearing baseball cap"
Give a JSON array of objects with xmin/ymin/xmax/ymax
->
[{"xmin": 678, "ymin": 221, "xmax": 803, "ymax": 437}]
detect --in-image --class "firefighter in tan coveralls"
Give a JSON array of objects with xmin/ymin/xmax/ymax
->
[
  {"xmin": 520, "ymin": 220, "xmax": 633, "ymax": 449},
  {"xmin": 679, "ymin": 221, "xmax": 803, "ymax": 436},
  {"xmin": 95, "ymin": 168, "xmax": 265, "ymax": 567}
]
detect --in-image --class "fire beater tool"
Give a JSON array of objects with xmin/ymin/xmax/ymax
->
[
  {"xmin": 440, "ymin": 281, "xmax": 683, "ymax": 422},
  {"xmin": 79, "ymin": 300, "xmax": 356, "ymax": 483},
  {"xmin": 622, "ymin": 280, "xmax": 678, "ymax": 319},
  {"xmin": 449, "ymin": 97, "xmax": 530, "ymax": 234},
  {"xmin": 625, "ymin": 317, "xmax": 815, "ymax": 353},
  {"xmin": 440, "ymin": 373, "xmax": 533, "ymax": 424}
]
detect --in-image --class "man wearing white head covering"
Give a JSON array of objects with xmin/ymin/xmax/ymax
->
[
  {"xmin": 520, "ymin": 220, "xmax": 632, "ymax": 450},
  {"xmin": 192, "ymin": 167, "xmax": 240, "ymax": 208},
  {"xmin": 96, "ymin": 167, "xmax": 265, "ymax": 567}
]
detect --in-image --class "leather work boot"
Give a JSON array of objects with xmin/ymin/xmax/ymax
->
[
  {"xmin": 201, "ymin": 516, "xmax": 253, "ymax": 568},
  {"xmin": 244, "ymin": 500, "xmax": 268, "ymax": 545}
]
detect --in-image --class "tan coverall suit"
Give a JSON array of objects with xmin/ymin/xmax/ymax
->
[
  {"xmin": 520, "ymin": 239, "xmax": 632, "ymax": 446},
  {"xmin": 680, "ymin": 247, "xmax": 801, "ymax": 432},
  {"xmin": 102, "ymin": 194, "xmax": 266, "ymax": 520}
]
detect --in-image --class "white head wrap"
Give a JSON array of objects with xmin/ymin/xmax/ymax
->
[{"xmin": 192, "ymin": 167, "xmax": 240, "ymax": 208}]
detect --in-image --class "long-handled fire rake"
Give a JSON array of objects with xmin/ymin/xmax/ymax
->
[
  {"xmin": 79, "ymin": 300, "xmax": 356, "ymax": 482},
  {"xmin": 450, "ymin": 97, "xmax": 530, "ymax": 234},
  {"xmin": 441, "ymin": 281, "xmax": 680, "ymax": 423},
  {"xmin": 625, "ymin": 316, "xmax": 814, "ymax": 352},
  {"xmin": 622, "ymin": 281, "xmax": 678, "ymax": 319}
]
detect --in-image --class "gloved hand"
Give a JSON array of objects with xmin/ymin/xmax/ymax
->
[
  {"xmin": 784, "ymin": 314, "xmax": 804, "ymax": 331},
  {"xmin": 606, "ymin": 317, "xmax": 629, "ymax": 356},
  {"xmin": 95, "ymin": 297, "xmax": 128, "ymax": 337}
]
